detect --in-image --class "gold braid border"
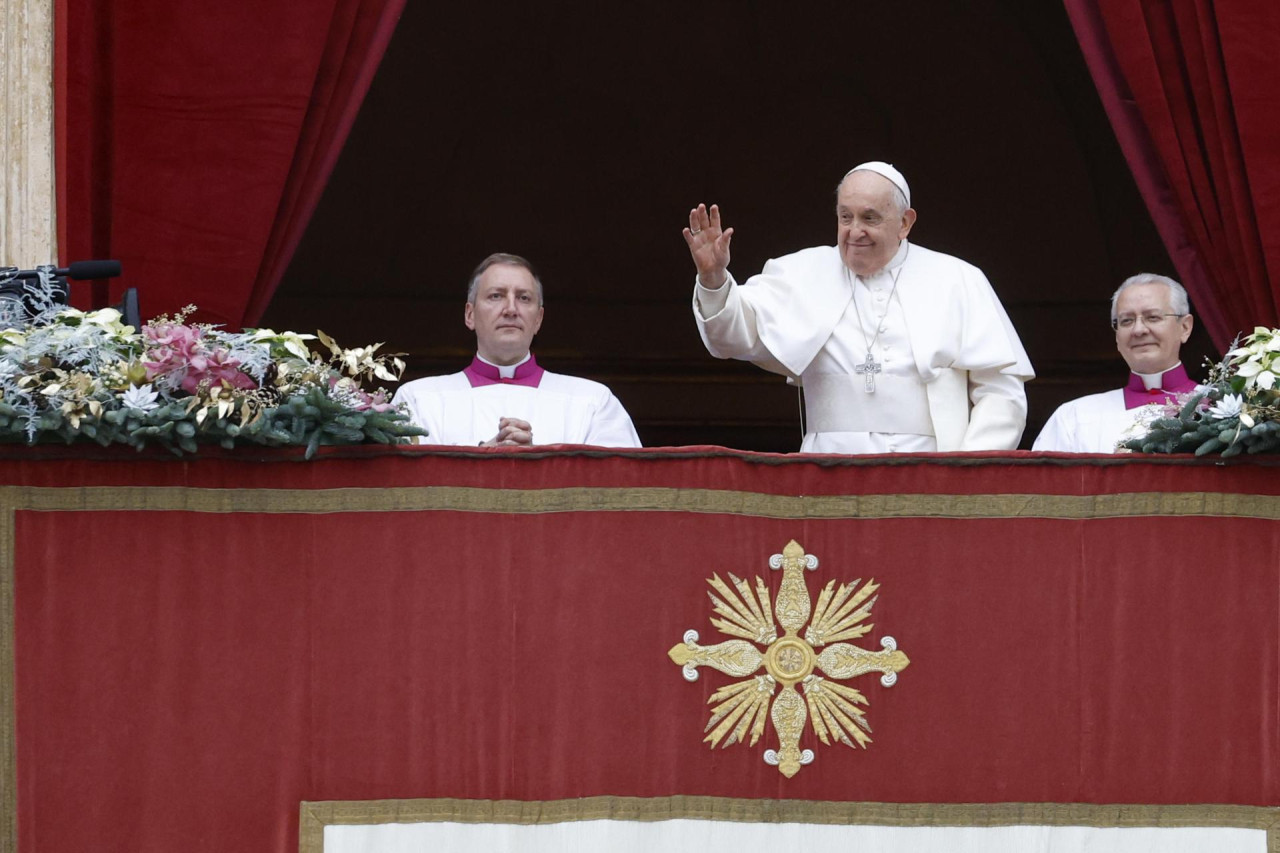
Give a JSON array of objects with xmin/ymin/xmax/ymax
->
[
  {"xmin": 1, "ymin": 485, "xmax": 1280, "ymax": 518},
  {"xmin": 3, "ymin": 484, "xmax": 1280, "ymax": 853},
  {"xmin": 298, "ymin": 796, "xmax": 1280, "ymax": 853}
]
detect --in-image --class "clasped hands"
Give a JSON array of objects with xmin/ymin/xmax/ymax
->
[
  {"xmin": 481, "ymin": 417, "xmax": 533, "ymax": 447},
  {"xmin": 682, "ymin": 203, "xmax": 734, "ymax": 290}
]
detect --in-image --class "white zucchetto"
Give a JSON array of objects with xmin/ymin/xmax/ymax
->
[{"xmin": 844, "ymin": 161, "xmax": 911, "ymax": 208}]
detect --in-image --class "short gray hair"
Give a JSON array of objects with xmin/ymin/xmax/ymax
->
[
  {"xmin": 466, "ymin": 253, "xmax": 544, "ymax": 305},
  {"xmin": 1110, "ymin": 273, "xmax": 1189, "ymax": 323},
  {"xmin": 834, "ymin": 174, "xmax": 909, "ymax": 218}
]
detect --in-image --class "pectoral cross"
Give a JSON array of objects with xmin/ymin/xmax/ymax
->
[{"xmin": 854, "ymin": 352, "xmax": 881, "ymax": 393}]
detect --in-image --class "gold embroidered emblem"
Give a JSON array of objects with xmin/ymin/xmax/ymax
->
[{"xmin": 668, "ymin": 540, "xmax": 910, "ymax": 777}]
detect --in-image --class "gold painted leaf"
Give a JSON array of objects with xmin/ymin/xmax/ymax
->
[{"xmin": 316, "ymin": 329, "xmax": 341, "ymax": 357}]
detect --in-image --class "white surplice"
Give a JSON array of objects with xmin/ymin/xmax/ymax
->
[
  {"xmin": 693, "ymin": 241, "xmax": 1033, "ymax": 453},
  {"xmin": 392, "ymin": 370, "xmax": 641, "ymax": 448},
  {"xmin": 1032, "ymin": 390, "xmax": 1162, "ymax": 453}
]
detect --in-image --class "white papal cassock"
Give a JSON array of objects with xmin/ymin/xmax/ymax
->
[
  {"xmin": 392, "ymin": 355, "xmax": 641, "ymax": 447},
  {"xmin": 693, "ymin": 241, "xmax": 1033, "ymax": 453}
]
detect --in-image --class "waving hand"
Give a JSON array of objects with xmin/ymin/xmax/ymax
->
[{"xmin": 682, "ymin": 203, "xmax": 734, "ymax": 290}]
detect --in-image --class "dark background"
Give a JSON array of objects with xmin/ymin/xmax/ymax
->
[{"xmin": 265, "ymin": 1, "xmax": 1216, "ymax": 450}]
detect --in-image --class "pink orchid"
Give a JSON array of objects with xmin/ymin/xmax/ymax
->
[
  {"xmin": 142, "ymin": 323, "xmax": 207, "ymax": 382},
  {"xmin": 144, "ymin": 322, "xmax": 201, "ymax": 353},
  {"xmin": 180, "ymin": 347, "xmax": 256, "ymax": 393},
  {"xmin": 142, "ymin": 345, "xmax": 179, "ymax": 380}
]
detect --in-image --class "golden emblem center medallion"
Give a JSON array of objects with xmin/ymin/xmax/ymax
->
[
  {"xmin": 764, "ymin": 637, "xmax": 813, "ymax": 685},
  {"xmin": 667, "ymin": 540, "xmax": 910, "ymax": 778}
]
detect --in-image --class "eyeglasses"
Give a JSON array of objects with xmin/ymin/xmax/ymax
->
[{"xmin": 1111, "ymin": 312, "xmax": 1185, "ymax": 331}]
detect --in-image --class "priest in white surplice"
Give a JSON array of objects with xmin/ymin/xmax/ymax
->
[
  {"xmin": 1033, "ymin": 273, "xmax": 1197, "ymax": 453},
  {"xmin": 684, "ymin": 162, "xmax": 1033, "ymax": 453},
  {"xmin": 393, "ymin": 253, "xmax": 641, "ymax": 448}
]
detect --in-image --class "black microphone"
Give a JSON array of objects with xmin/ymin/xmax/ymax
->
[{"xmin": 6, "ymin": 260, "xmax": 122, "ymax": 280}]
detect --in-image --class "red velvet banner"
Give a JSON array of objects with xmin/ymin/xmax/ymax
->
[{"xmin": 3, "ymin": 449, "xmax": 1279, "ymax": 852}]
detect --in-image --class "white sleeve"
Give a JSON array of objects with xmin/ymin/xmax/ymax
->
[
  {"xmin": 954, "ymin": 262, "xmax": 1032, "ymax": 450},
  {"xmin": 584, "ymin": 392, "xmax": 642, "ymax": 448},
  {"xmin": 1031, "ymin": 403, "xmax": 1077, "ymax": 452},
  {"xmin": 962, "ymin": 367, "xmax": 1029, "ymax": 450},
  {"xmin": 694, "ymin": 276, "xmax": 731, "ymax": 318},
  {"xmin": 691, "ymin": 272, "xmax": 793, "ymax": 378}
]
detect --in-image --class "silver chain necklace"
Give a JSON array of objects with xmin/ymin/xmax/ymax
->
[{"xmin": 847, "ymin": 245, "xmax": 909, "ymax": 393}]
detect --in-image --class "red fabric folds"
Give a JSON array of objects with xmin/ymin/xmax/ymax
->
[
  {"xmin": 1064, "ymin": 0, "xmax": 1280, "ymax": 350},
  {"xmin": 57, "ymin": 1, "xmax": 405, "ymax": 329}
]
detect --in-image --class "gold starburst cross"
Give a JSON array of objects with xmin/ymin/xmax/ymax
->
[{"xmin": 668, "ymin": 540, "xmax": 910, "ymax": 778}]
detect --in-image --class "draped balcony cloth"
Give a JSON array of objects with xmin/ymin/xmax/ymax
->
[
  {"xmin": 0, "ymin": 447, "xmax": 1278, "ymax": 853},
  {"xmin": 55, "ymin": 0, "xmax": 405, "ymax": 327},
  {"xmin": 1064, "ymin": 0, "xmax": 1280, "ymax": 351}
]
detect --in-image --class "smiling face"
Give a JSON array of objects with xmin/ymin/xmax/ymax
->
[
  {"xmin": 465, "ymin": 263, "xmax": 544, "ymax": 365},
  {"xmin": 1114, "ymin": 282, "xmax": 1193, "ymax": 374},
  {"xmin": 836, "ymin": 171, "xmax": 917, "ymax": 277}
]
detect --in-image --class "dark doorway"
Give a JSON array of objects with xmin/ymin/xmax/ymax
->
[{"xmin": 266, "ymin": 1, "xmax": 1215, "ymax": 451}]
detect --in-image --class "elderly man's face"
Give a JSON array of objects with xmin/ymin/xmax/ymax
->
[
  {"xmin": 465, "ymin": 263, "xmax": 544, "ymax": 365},
  {"xmin": 1114, "ymin": 282, "xmax": 1193, "ymax": 374},
  {"xmin": 836, "ymin": 171, "xmax": 917, "ymax": 277}
]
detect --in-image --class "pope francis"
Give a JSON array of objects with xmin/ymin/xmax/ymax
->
[{"xmin": 684, "ymin": 162, "xmax": 1033, "ymax": 453}]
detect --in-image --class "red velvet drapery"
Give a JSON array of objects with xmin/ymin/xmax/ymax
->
[
  {"xmin": 1064, "ymin": 0, "xmax": 1280, "ymax": 351},
  {"xmin": 56, "ymin": 0, "xmax": 404, "ymax": 328}
]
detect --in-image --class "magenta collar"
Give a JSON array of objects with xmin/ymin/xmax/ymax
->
[
  {"xmin": 463, "ymin": 354, "xmax": 545, "ymax": 388},
  {"xmin": 1122, "ymin": 363, "xmax": 1196, "ymax": 409}
]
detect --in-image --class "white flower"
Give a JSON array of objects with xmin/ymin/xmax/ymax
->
[
  {"xmin": 121, "ymin": 383, "xmax": 160, "ymax": 412},
  {"xmin": 246, "ymin": 327, "xmax": 316, "ymax": 360},
  {"xmin": 82, "ymin": 307, "xmax": 124, "ymax": 327},
  {"xmin": 1236, "ymin": 359, "xmax": 1263, "ymax": 377},
  {"xmin": 1209, "ymin": 394, "xmax": 1243, "ymax": 419}
]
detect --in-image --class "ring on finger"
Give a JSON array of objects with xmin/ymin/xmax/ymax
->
[{"xmin": 690, "ymin": 228, "xmax": 702, "ymax": 235}]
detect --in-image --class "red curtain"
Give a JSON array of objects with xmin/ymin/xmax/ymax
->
[
  {"xmin": 56, "ymin": 0, "xmax": 404, "ymax": 328},
  {"xmin": 1064, "ymin": 0, "xmax": 1280, "ymax": 351}
]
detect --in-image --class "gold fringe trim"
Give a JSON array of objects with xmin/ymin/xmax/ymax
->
[
  {"xmin": 298, "ymin": 796, "xmax": 1280, "ymax": 853},
  {"xmin": 2, "ymin": 486, "xmax": 1280, "ymax": 519}
]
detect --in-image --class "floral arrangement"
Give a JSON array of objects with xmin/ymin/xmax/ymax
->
[
  {"xmin": 1122, "ymin": 326, "xmax": 1280, "ymax": 457},
  {"xmin": 0, "ymin": 293, "xmax": 425, "ymax": 457}
]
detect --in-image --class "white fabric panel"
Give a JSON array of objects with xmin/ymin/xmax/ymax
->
[{"xmin": 325, "ymin": 818, "xmax": 1265, "ymax": 853}]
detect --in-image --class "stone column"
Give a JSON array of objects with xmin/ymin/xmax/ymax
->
[{"xmin": 0, "ymin": 0, "xmax": 57, "ymax": 268}]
